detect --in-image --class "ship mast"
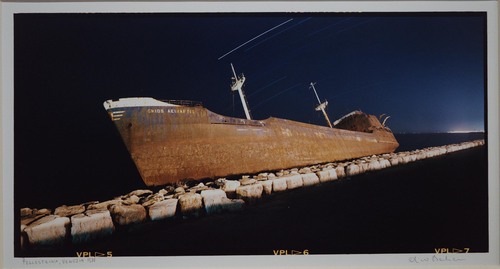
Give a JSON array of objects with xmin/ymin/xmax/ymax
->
[
  {"xmin": 310, "ymin": 82, "xmax": 333, "ymax": 128},
  {"xmin": 230, "ymin": 63, "xmax": 252, "ymax": 120}
]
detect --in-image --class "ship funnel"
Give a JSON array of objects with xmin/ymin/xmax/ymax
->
[
  {"xmin": 230, "ymin": 63, "xmax": 252, "ymax": 120},
  {"xmin": 310, "ymin": 82, "xmax": 333, "ymax": 128}
]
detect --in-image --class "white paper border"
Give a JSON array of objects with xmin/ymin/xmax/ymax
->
[{"xmin": 1, "ymin": 1, "xmax": 498, "ymax": 268}]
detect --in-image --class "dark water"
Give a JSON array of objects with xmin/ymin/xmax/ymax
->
[{"xmin": 16, "ymin": 133, "xmax": 489, "ymax": 257}]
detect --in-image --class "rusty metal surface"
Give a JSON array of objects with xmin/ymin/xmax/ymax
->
[{"xmin": 108, "ymin": 105, "xmax": 399, "ymax": 186}]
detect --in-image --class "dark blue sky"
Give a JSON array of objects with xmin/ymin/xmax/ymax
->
[{"xmin": 15, "ymin": 13, "xmax": 486, "ymax": 134}]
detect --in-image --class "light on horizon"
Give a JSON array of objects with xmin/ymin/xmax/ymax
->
[{"xmin": 447, "ymin": 130, "xmax": 485, "ymax": 134}]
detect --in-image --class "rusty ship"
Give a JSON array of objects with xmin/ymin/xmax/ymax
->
[{"xmin": 104, "ymin": 65, "xmax": 399, "ymax": 186}]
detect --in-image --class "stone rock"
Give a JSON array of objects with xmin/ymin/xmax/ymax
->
[
  {"xmin": 20, "ymin": 230, "xmax": 28, "ymax": 250},
  {"xmin": 200, "ymin": 189, "xmax": 227, "ymax": 215},
  {"xmin": 54, "ymin": 204, "xmax": 85, "ymax": 218},
  {"xmin": 335, "ymin": 166, "xmax": 346, "ymax": 178},
  {"xmin": 200, "ymin": 189, "xmax": 246, "ymax": 213},
  {"xmin": 346, "ymin": 164, "xmax": 361, "ymax": 176},
  {"xmin": 158, "ymin": 188, "xmax": 169, "ymax": 196},
  {"xmin": 123, "ymin": 195, "xmax": 140, "ymax": 205},
  {"xmin": 20, "ymin": 208, "xmax": 33, "ymax": 217},
  {"xmin": 164, "ymin": 185, "xmax": 176, "ymax": 193},
  {"xmin": 33, "ymin": 208, "xmax": 52, "ymax": 216},
  {"xmin": 21, "ymin": 208, "xmax": 53, "ymax": 230},
  {"xmin": 128, "ymin": 189, "xmax": 153, "ymax": 198},
  {"xmin": 259, "ymin": 180, "xmax": 273, "ymax": 195},
  {"xmin": 389, "ymin": 157, "xmax": 400, "ymax": 166},
  {"xmin": 148, "ymin": 199, "xmax": 178, "ymax": 221},
  {"xmin": 301, "ymin": 173, "xmax": 320, "ymax": 186},
  {"xmin": 285, "ymin": 174, "xmax": 303, "ymax": 190},
  {"xmin": 316, "ymin": 168, "xmax": 338, "ymax": 183},
  {"xmin": 109, "ymin": 204, "xmax": 147, "ymax": 226},
  {"xmin": 402, "ymin": 155, "xmax": 413, "ymax": 164},
  {"xmin": 87, "ymin": 199, "xmax": 123, "ymax": 210},
  {"xmin": 368, "ymin": 160, "xmax": 381, "ymax": 171},
  {"xmin": 236, "ymin": 183, "xmax": 263, "ymax": 204},
  {"xmin": 298, "ymin": 167, "xmax": 312, "ymax": 174},
  {"xmin": 240, "ymin": 178, "xmax": 257, "ymax": 186},
  {"xmin": 257, "ymin": 173, "xmax": 269, "ymax": 180},
  {"xmin": 272, "ymin": 177, "xmax": 288, "ymax": 192},
  {"xmin": 141, "ymin": 193, "xmax": 165, "ymax": 207},
  {"xmin": 25, "ymin": 215, "xmax": 70, "ymax": 246},
  {"xmin": 358, "ymin": 161, "xmax": 369, "ymax": 173},
  {"xmin": 174, "ymin": 187, "xmax": 186, "ymax": 195},
  {"xmin": 70, "ymin": 209, "xmax": 114, "ymax": 244},
  {"xmin": 267, "ymin": 173, "xmax": 277, "ymax": 180},
  {"xmin": 219, "ymin": 179, "xmax": 241, "ymax": 198},
  {"xmin": 21, "ymin": 214, "xmax": 46, "ymax": 227},
  {"xmin": 178, "ymin": 193, "xmax": 203, "ymax": 217},
  {"xmin": 188, "ymin": 183, "xmax": 210, "ymax": 193},
  {"xmin": 379, "ymin": 159, "xmax": 391, "ymax": 169}
]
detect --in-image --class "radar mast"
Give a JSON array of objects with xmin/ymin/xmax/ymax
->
[
  {"xmin": 310, "ymin": 82, "xmax": 333, "ymax": 128},
  {"xmin": 230, "ymin": 63, "xmax": 252, "ymax": 120}
]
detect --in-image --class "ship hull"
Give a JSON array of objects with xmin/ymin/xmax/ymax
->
[{"xmin": 104, "ymin": 98, "xmax": 399, "ymax": 186}]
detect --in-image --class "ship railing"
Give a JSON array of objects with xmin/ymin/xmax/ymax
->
[{"xmin": 162, "ymin": 100, "xmax": 203, "ymax": 107}]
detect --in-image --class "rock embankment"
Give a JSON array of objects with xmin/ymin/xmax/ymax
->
[{"xmin": 20, "ymin": 139, "xmax": 484, "ymax": 249}]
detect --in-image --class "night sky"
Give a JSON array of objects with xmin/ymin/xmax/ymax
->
[{"xmin": 13, "ymin": 12, "xmax": 487, "ymax": 207}]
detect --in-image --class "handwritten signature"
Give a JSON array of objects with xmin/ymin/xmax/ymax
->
[
  {"xmin": 409, "ymin": 255, "xmax": 466, "ymax": 264},
  {"xmin": 22, "ymin": 257, "xmax": 96, "ymax": 266}
]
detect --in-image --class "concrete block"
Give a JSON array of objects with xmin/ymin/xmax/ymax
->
[
  {"xmin": 316, "ymin": 168, "xmax": 338, "ymax": 182},
  {"xmin": 178, "ymin": 193, "xmax": 203, "ymax": 217},
  {"xmin": 201, "ymin": 189, "xmax": 246, "ymax": 214},
  {"xmin": 402, "ymin": 155, "xmax": 413, "ymax": 164},
  {"xmin": 260, "ymin": 180, "xmax": 273, "ymax": 195},
  {"xmin": 70, "ymin": 209, "xmax": 114, "ymax": 244},
  {"xmin": 285, "ymin": 174, "xmax": 303, "ymax": 189},
  {"xmin": 272, "ymin": 177, "xmax": 288, "ymax": 192},
  {"xmin": 379, "ymin": 159, "xmax": 391, "ymax": 169},
  {"xmin": 220, "ymin": 179, "xmax": 241, "ymax": 198},
  {"xmin": 346, "ymin": 164, "xmax": 361, "ymax": 176},
  {"xmin": 301, "ymin": 173, "xmax": 320, "ymax": 186},
  {"xmin": 236, "ymin": 183, "xmax": 263, "ymax": 204},
  {"xmin": 368, "ymin": 160, "xmax": 381, "ymax": 171},
  {"xmin": 109, "ymin": 204, "xmax": 147, "ymax": 226},
  {"xmin": 389, "ymin": 157, "xmax": 400, "ymax": 166},
  {"xmin": 25, "ymin": 215, "xmax": 70, "ymax": 246},
  {"xmin": 335, "ymin": 166, "xmax": 346, "ymax": 178},
  {"xmin": 148, "ymin": 199, "xmax": 178, "ymax": 221},
  {"xmin": 358, "ymin": 162, "xmax": 369, "ymax": 173},
  {"xmin": 201, "ymin": 189, "xmax": 228, "ymax": 215}
]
